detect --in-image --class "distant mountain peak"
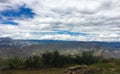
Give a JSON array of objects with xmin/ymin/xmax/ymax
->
[{"xmin": 0, "ymin": 37, "xmax": 13, "ymax": 41}]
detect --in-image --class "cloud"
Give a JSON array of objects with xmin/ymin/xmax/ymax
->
[
  {"xmin": 0, "ymin": 0, "xmax": 8, "ymax": 2},
  {"xmin": 0, "ymin": 0, "xmax": 120, "ymax": 41}
]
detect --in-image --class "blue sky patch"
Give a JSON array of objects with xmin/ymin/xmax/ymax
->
[
  {"xmin": 56, "ymin": 30, "xmax": 88, "ymax": 36},
  {"xmin": 0, "ymin": 5, "xmax": 35, "ymax": 25},
  {"xmin": 0, "ymin": 20, "xmax": 18, "ymax": 25},
  {"xmin": 30, "ymin": 30, "xmax": 88, "ymax": 36},
  {"xmin": 0, "ymin": 5, "xmax": 35, "ymax": 19}
]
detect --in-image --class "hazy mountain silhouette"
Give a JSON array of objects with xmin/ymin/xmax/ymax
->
[{"xmin": 0, "ymin": 37, "xmax": 120, "ymax": 59}]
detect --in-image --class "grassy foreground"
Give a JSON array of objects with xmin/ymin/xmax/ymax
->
[
  {"xmin": 1, "ymin": 51, "xmax": 120, "ymax": 74},
  {"xmin": 0, "ymin": 68, "xmax": 65, "ymax": 74},
  {"xmin": 1, "ymin": 60, "xmax": 120, "ymax": 74}
]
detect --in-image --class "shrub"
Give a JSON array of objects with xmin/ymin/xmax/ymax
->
[
  {"xmin": 25, "ymin": 56, "xmax": 42, "ymax": 69},
  {"xmin": 41, "ymin": 51, "xmax": 69, "ymax": 67},
  {"xmin": 80, "ymin": 51, "xmax": 100, "ymax": 65},
  {"xmin": 8, "ymin": 57, "xmax": 24, "ymax": 69}
]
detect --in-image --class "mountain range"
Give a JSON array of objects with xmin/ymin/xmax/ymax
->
[{"xmin": 0, "ymin": 37, "xmax": 120, "ymax": 59}]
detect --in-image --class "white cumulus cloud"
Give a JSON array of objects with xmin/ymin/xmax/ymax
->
[{"xmin": 0, "ymin": 0, "xmax": 120, "ymax": 41}]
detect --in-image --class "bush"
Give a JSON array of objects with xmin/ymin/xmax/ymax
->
[
  {"xmin": 41, "ymin": 51, "xmax": 69, "ymax": 67},
  {"xmin": 80, "ymin": 51, "xmax": 100, "ymax": 65},
  {"xmin": 51, "ymin": 51, "xmax": 69, "ymax": 67},
  {"xmin": 8, "ymin": 57, "xmax": 24, "ymax": 69},
  {"xmin": 41, "ymin": 51, "xmax": 53, "ymax": 67},
  {"xmin": 6, "ymin": 50, "xmax": 101, "ymax": 69},
  {"xmin": 25, "ymin": 56, "xmax": 42, "ymax": 69}
]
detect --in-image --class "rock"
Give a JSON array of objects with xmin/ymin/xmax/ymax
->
[
  {"xmin": 64, "ymin": 65, "xmax": 104, "ymax": 74},
  {"xmin": 64, "ymin": 65, "xmax": 89, "ymax": 74}
]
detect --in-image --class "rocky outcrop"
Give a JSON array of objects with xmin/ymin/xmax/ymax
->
[{"xmin": 64, "ymin": 65, "xmax": 104, "ymax": 74}]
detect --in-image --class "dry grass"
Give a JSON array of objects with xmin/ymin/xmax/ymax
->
[
  {"xmin": 1, "ymin": 60, "xmax": 120, "ymax": 74},
  {"xmin": 0, "ymin": 68, "xmax": 65, "ymax": 74}
]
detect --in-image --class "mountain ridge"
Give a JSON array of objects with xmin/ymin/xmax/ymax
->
[{"xmin": 0, "ymin": 37, "xmax": 120, "ymax": 59}]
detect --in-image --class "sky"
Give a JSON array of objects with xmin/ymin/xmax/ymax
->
[{"xmin": 0, "ymin": 0, "xmax": 120, "ymax": 41}]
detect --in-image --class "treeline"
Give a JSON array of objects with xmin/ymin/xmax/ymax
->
[{"xmin": 2, "ymin": 51, "xmax": 105, "ymax": 69}]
